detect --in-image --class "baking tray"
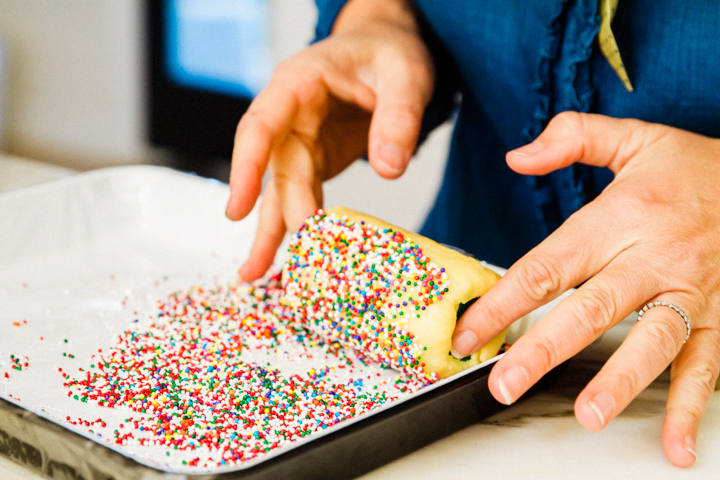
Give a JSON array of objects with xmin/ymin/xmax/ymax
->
[{"xmin": 0, "ymin": 166, "xmax": 566, "ymax": 479}]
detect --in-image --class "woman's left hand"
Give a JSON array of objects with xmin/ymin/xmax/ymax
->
[{"xmin": 452, "ymin": 112, "xmax": 720, "ymax": 467}]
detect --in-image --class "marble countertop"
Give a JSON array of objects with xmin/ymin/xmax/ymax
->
[{"xmin": 1, "ymin": 154, "xmax": 717, "ymax": 479}]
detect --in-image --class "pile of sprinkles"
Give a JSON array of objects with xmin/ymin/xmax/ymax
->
[
  {"xmin": 63, "ymin": 273, "xmax": 425, "ymax": 468},
  {"xmin": 284, "ymin": 210, "xmax": 450, "ymax": 383}
]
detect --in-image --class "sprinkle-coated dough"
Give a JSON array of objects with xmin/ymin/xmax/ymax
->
[{"xmin": 283, "ymin": 207, "xmax": 506, "ymax": 380}]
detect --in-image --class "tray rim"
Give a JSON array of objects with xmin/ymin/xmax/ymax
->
[{"xmin": 0, "ymin": 164, "xmax": 225, "ymax": 201}]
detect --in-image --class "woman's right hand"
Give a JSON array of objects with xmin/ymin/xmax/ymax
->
[{"xmin": 225, "ymin": 0, "xmax": 435, "ymax": 281}]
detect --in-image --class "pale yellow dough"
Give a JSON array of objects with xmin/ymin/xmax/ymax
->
[{"xmin": 290, "ymin": 207, "xmax": 506, "ymax": 379}]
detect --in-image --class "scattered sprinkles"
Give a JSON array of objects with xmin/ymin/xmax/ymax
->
[
  {"xmin": 284, "ymin": 210, "xmax": 449, "ymax": 383},
  {"xmin": 3, "ymin": 353, "xmax": 29, "ymax": 380},
  {"xmin": 9, "ymin": 354, "xmax": 29, "ymax": 371},
  {"xmin": 63, "ymin": 273, "xmax": 425, "ymax": 468}
]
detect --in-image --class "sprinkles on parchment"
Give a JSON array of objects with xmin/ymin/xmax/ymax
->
[
  {"xmin": 9, "ymin": 354, "xmax": 29, "ymax": 371},
  {"xmin": 2, "ymin": 354, "xmax": 29, "ymax": 379},
  {"xmin": 63, "ymin": 273, "xmax": 425, "ymax": 468},
  {"xmin": 284, "ymin": 210, "xmax": 450, "ymax": 383}
]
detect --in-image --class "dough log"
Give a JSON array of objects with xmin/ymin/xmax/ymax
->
[{"xmin": 283, "ymin": 207, "xmax": 506, "ymax": 382}]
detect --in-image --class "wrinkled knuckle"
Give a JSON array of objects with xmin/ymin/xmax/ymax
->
[
  {"xmin": 686, "ymin": 363, "xmax": 718, "ymax": 398},
  {"xmin": 662, "ymin": 239, "xmax": 696, "ymax": 269},
  {"xmin": 236, "ymin": 110, "xmax": 262, "ymax": 140},
  {"xmin": 669, "ymin": 402, "xmax": 705, "ymax": 427},
  {"xmin": 571, "ymin": 288, "xmax": 617, "ymax": 338},
  {"xmin": 479, "ymin": 300, "xmax": 509, "ymax": 332},
  {"xmin": 611, "ymin": 193, "xmax": 652, "ymax": 222},
  {"xmin": 616, "ymin": 368, "xmax": 643, "ymax": 395},
  {"xmin": 271, "ymin": 173, "xmax": 296, "ymax": 195},
  {"xmin": 276, "ymin": 58, "xmax": 325, "ymax": 98},
  {"xmin": 641, "ymin": 320, "xmax": 682, "ymax": 362},
  {"xmin": 553, "ymin": 111, "xmax": 585, "ymax": 135},
  {"xmin": 686, "ymin": 405, "xmax": 705, "ymax": 426},
  {"xmin": 242, "ymin": 111, "xmax": 273, "ymax": 139},
  {"xmin": 515, "ymin": 257, "xmax": 563, "ymax": 303},
  {"xmin": 272, "ymin": 165, "xmax": 306, "ymax": 187},
  {"xmin": 530, "ymin": 338, "xmax": 562, "ymax": 370}
]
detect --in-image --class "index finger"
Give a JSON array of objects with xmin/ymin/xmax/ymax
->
[
  {"xmin": 226, "ymin": 80, "xmax": 300, "ymax": 221},
  {"xmin": 451, "ymin": 204, "xmax": 629, "ymax": 358}
]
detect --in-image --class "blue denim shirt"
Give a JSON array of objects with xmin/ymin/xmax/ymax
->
[{"xmin": 315, "ymin": 0, "xmax": 720, "ymax": 268}]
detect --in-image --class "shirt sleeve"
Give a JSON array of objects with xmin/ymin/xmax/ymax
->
[{"xmin": 312, "ymin": 0, "xmax": 460, "ymax": 148}]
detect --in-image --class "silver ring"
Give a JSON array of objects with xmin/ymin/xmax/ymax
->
[{"xmin": 637, "ymin": 301, "xmax": 691, "ymax": 343}]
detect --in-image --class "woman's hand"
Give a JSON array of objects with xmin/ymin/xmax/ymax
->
[
  {"xmin": 453, "ymin": 112, "xmax": 720, "ymax": 467},
  {"xmin": 225, "ymin": 0, "xmax": 434, "ymax": 281}
]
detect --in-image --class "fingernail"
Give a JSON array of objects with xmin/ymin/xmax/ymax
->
[
  {"xmin": 685, "ymin": 434, "xmax": 697, "ymax": 461},
  {"xmin": 588, "ymin": 391, "xmax": 616, "ymax": 428},
  {"xmin": 511, "ymin": 140, "xmax": 544, "ymax": 157},
  {"xmin": 377, "ymin": 143, "xmax": 409, "ymax": 173},
  {"xmin": 451, "ymin": 330, "xmax": 479, "ymax": 359},
  {"xmin": 497, "ymin": 366, "xmax": 529, "ymax": 404}
]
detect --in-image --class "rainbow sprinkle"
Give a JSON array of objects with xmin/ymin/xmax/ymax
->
[{"xmin": 284, "ymin": 210, "xmax": 449, "ymax": 383}]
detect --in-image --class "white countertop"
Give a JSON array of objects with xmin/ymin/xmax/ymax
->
[{"xmin": 1, "ymin": 154, "xmax": 717, "ymax": 479}]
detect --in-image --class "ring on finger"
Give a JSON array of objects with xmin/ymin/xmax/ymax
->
[{"xmin": 637, "ymin": 301, "xmax": 691, "ymax": 343}]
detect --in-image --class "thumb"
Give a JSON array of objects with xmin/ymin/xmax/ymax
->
[
  {"xmin": 506, "ymin": 112, "xmax": 661, "ymax": 176},
  {"xmin": 367, "ymin": 54, "xmax": 434, "ymax": 179}
]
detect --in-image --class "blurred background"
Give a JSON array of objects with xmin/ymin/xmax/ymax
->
[{"xmin": 0, "ymin": 0, "xmax": 451, "ymax": 230}]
